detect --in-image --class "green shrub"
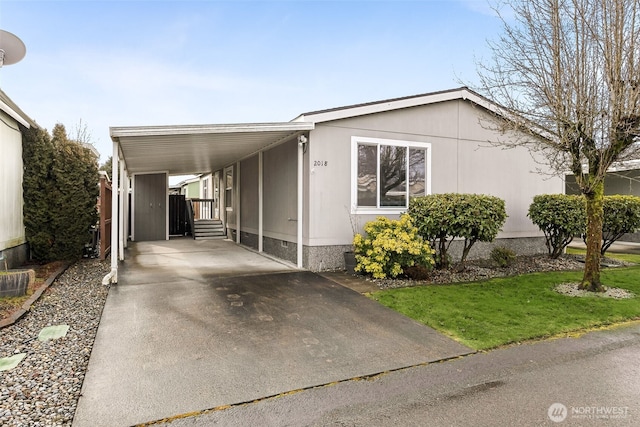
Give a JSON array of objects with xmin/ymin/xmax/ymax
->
[
  {"xmin": 601, "ymin": 195, "xmax": 640, "ymax": 256},
  {"xmin": 528, "ymin": 194, "xmax": 586, "ymax": 259},
  {"xmin": 490, "ymin": 246, "xmax": 516, "ymax": 267},
  {"xmin": 23, "ymin": 124, "xmax": 99, "ymax": 261},
  {"xmin": 353, "ymin": 215, "xmax": 434, "ymax": 279},
  {"xmin": 408, "ymin": 194, "xmax": 507, "ymax": 268}
]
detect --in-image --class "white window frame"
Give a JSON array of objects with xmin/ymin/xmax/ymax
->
[
  {"xmin": 350, "ymin": 136, "xmax": 432, "ymax": 215},
  {"xmin": 224, "ymin": 166, "xmax": 234, "ymax": 212}
]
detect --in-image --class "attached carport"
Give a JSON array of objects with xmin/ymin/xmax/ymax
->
[{"xmin": 104, "ymin": 121, "xmax": 314, "ymax": 284}]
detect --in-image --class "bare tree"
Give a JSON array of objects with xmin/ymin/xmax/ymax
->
[
  {"xmin": 476, "ymin": 0, "xmax": 640, "ymax": 291},
  {"xmin": 72, "ymin": 118, "xmax": 93, "ymax": 146}
]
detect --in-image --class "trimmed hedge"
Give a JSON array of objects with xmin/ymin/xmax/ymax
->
[
  {"xmin": 408, "ymin": 194, "xmax": 507, "ymax": 268},
  {"xmin": 601, "ymin": 195, "xmax": 640, "ymax": 255},
  {"xmin": 528, "ymin": 194, "xmax": 586, "ymax": 258},
  {"xmin": 530, "ymin": 194, "xmax": 640, "ymax": 258}
]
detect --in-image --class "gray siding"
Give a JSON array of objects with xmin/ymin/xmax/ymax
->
[
  {"xmin": 305, "ymin": 100, "xmax": 563, "ymax": 250},
  {"xmin": 263, "ymin": 139, "xmax": 298, "ymax": 241},
  {"xmin": 0, "ymin": 109, "xmax": 26, "ymax": 256},
  {"xmin": 240, "ymin": 156, "xmax": 259, "ymax": 232}
]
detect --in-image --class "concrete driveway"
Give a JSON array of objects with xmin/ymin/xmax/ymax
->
[{"xmin": 73, "ymin": 239, "xmax": 473, "ymax": 427}]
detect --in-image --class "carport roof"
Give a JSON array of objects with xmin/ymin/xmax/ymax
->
[{"xmin": 110, "ymin": 122, "xmax": 314, "ymax": 175}]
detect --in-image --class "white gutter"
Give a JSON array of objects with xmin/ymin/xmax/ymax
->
[{"xmin": 0, "ymin": 98, "xmax": 32, "ymax": 128}]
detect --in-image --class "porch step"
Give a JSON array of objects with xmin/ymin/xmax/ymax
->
[{"xmin": 193, "ymin": 219, "xmax": 226, "ymax": 240}]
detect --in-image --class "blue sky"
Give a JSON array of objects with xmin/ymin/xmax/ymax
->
[{"xmin": 0, "ymin": 0, "xmax": 501, "ymax": 166}]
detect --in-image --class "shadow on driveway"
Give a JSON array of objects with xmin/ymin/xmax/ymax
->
[{"xmin": 73, "ymin": 240, "xmax": 473, "ymax": 427}]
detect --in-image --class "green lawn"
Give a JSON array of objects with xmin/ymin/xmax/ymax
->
[
  {"xmin": 566, "ymin": 246, "xmax": 640, "ymax": 264},
  {"xmin": 371, "ymin": 265, "xmax": 640, "ymax": 351}
]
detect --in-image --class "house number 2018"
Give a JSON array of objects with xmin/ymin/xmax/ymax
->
[{"xmin": 314, "ymin": 161, "xmax": 328, "ymax": 166}]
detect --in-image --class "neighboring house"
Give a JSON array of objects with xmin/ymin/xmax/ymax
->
[
  {"xmin": 565, "ymin": 162, "xmax": 640, "ymax": 196},
  {"xmin": 107, "ymin": 87, "xmax": 563, "ymax": 279},
  {"xmin": 0, "ymin": 88, "xmax": 38, "ymax": 269},
  {"xmin": 566, "ymin": 161, "xmax": 640, "ymax": 242},
  {"xmin": 178, "ymin": 176, "xmax": 201, "ymax": 199}
]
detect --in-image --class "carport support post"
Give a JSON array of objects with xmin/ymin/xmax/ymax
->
[
  {"xmin": 236, "ymin": 161, "xmax": 241, "ymax": 244},
  {"xmin": 258, "ymin": 151, "xmax": 263, "ymax": 253},
  {"xmin": 104, "ymin": 142, "xmax": 119, "ymax": 284},
  {"xmin": 119, "ymin": 153, "xmax": 126, "ymax": 259},
  {"xmin": 297, "ymin": 135, "xmax": 304, "ymax": 268}
]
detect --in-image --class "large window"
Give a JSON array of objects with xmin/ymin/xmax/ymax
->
[{"xmin": 352, "ymin": 137, "xmax": 430, "ymax": 212}]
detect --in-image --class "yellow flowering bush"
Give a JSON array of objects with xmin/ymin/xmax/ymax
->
[{"xmin": 353, "ymin": 215, "xmax": 435, "ymax": 279}]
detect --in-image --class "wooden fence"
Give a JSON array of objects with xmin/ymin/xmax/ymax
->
[{"xmin": 99, "ymin": 174, "xmax": 112, "ymax": 260}]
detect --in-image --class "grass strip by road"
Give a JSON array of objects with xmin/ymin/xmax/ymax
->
[{"xmin": 371, "ymin": 263, "xmax": 640, "ymax": 351}]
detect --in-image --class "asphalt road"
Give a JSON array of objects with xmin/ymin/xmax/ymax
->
[{"xmin": 155, "ymin": 321, "xmax": 640, "ymax": 427}]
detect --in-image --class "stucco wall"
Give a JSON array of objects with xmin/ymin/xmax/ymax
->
[{"xmin": 0, "ymin": 109, "xmax": 26, "ymax": 257}]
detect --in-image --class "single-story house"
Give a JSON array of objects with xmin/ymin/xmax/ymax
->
[
  {"xmin": 0, "ymin": 88, "xmax": 38, "ymax": 268},
  {"xmin": 104, "ymin": 87, "xmax": 563, "ymax": 283}
]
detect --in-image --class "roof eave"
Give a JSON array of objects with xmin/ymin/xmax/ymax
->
[
  {"xmin": 292, "ymin": 87, "xmax": 504, "ymax": 124},
  {"xmin": 0, "ymin": 89, "xmax": 38, "ymax": 129},
  {"xmin": 110, "ymin": 122, "xmax": 314, "ymax": 141}
]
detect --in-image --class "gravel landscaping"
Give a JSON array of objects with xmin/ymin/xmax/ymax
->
[
  {"xmin": 371, "ymin": 254, "xmax": 632, "ymax": 290},
  {"xmin": 0, "ymin": 259, "xmax": 109, "ymax": 427}
]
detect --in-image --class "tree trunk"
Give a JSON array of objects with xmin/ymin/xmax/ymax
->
[{"xmin": 579, "ymin": 181, "xmax": 605, "ymax": 292}]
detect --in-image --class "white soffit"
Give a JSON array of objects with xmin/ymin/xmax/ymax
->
[{"xmin": 110, "ymin": 122, "xmax": 314, "ymax": 175}]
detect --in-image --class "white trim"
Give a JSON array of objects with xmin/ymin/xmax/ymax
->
[
  {"xmin": 0, "ymin": 98, "xmax": 31, "ymax": 128},
  {"xmin": 350, "ymin": 136, "xmax": 432, "ymax": 214},
  {"xmin": 293, "ymin": 88, "xmax": 500, "ymax": 124},
  {"xmin": 224, "ymin": 166, "xmax": 234, "ymax": 213}
]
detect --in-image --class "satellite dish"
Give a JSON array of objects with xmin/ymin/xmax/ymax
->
[{"xmin": 0, "ymin": 30, "xmax": 26, "ymax": 67}]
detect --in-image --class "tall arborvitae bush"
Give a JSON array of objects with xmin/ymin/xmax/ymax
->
[
  {"xmin": 22, "ymin": 124, "xmax": 99, "ymax": 261},
  {"xmin": 22, "ymin": 126, "xmax": 56, "ymax": 261}
]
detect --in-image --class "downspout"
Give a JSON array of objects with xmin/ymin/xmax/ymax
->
[
  {"xmin": 102, "ymin": 140, "xmax": 119, "ymax": 285},
  {"xmin": 297, "ymin": 134, "xmax": 306, "ymax": 268}
]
